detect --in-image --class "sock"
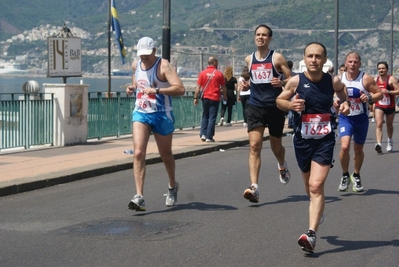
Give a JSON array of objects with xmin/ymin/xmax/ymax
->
[
  {"xmin": 343, "ymin": 172, "xmax": 349, "ymax": 177},
  {"xmin": 353, "ymin": 172, "xmax": 360, "ymax": 178},
  {"xmin": 251, "ymin": 183, "xmax": 258, "ymax": 190},
  {"xmin": 278, "ymin": 161, "xmax": 287, "ymax": 169},
  {"xmin": 308, "ymin": 229, "xmax": 316, "ymax": 236}
]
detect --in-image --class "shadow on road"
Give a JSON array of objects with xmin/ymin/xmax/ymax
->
[
  {"xmin": 247, "ymin": 195, "xmax": 341, "ymax": 208},
  {"xmin": 133, "ymin": 201, "xmax": 237, "ymax": 216},
  {"xmin": 318, "ymin": 236, "xmax": 399, "ymax": 255},
  {"xmin": 340, "ymin": 188, "xmax": 399, "ymax": 197}
]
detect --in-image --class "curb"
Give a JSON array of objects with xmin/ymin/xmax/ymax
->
[{"xmin": 0, "ymin": 131, "xmax": 293, "ymax": 197}]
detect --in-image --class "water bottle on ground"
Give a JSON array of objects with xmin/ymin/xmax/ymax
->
[{"xmin": 124, "ymin": 149, "xmax": 134, "ymax": 154}]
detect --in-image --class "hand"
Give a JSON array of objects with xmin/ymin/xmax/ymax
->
[
  {"xmin": 126, "ymin": 85, "xmax": 135, "ymax": 96},
  {"xmin": 142, "ymin": 87, "xmax": 156, "ymax": 95},
  {"xmin": 271, "ymin": 77, "xmax": 282, "ymax": 87},
  {"xmin": 291, "ymin": 93, "xmax": 305, "ymax": 112},
  {"xmin": 241, "ymin": 80, "xmax": 250, "ymax": 91},
  {"xmin": 333, "ymin": 98, "xmax": 340, "ymax": 109},
  {"xmin": 359, "ymin": 92, "xmax": 370, "ymax": 103},
  {"xmin": 339, "ymin": 101, "xmax": 350, "ymax": 116}
]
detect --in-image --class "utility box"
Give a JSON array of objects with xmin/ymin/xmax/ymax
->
[{"xmin": 43, "ymin": 83, "xmax": 89, "ymax": 146}]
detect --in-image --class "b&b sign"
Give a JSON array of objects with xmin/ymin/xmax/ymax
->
[{"xmin": 47, "ymin": 37, "xmax": 82, "ymax": 77}]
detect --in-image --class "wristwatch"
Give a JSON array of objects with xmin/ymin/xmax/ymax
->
[
  {"xmin": 155, "ymin": 87, "xmax": 160, "ymax": 94},
  {"xmin": 367, "ymin": 94, "xmax": 373, "ymax": 103}
]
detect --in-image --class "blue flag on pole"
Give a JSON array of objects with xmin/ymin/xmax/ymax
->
[{"xmin": 111, "ymin": 0, "xmax": 126, "ymax": 64}]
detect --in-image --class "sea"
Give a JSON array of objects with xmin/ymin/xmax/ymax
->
[
  {"xmin": 0, "ymin": 75, "xmax": 132, "ymax": 94},
  {"xmin": 0, "ymin": 75, "xmax": 197, "ymax": 94}
]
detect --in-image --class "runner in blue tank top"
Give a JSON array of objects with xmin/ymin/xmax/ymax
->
[
  {"xmin": 277, "ymin": 42, "xmax": 350, "ymax": 253},
  {"xmin": 240, "ymin": 24, "xmax": 293, "ymax": 204},
  {"xmin": 335, "ymin": 52, "xmax": 382, "ymax": 193}
]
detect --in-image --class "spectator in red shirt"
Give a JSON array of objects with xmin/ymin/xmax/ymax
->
[{"xmin": 194, "ymin": 57, "xmax": 227, "ymax": 142}]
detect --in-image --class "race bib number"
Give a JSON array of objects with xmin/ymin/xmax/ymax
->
[
  {"xmin": 135, "ymin": 91, "xmax": 158, "ymax": 112},
  {"xmin": 251, "ymin": 63, "xmax": 273, "ymax": 84},
  {"xmin": 348, "ymin": 98, "xmax": 364, "ymax": 116},
  {"xmin": 378, "ymin": 94, "xmax": 391, "ymax": 106},
  {"xmin": 301, "ymin": 114, "xmax": 332, "ymax": 139}
]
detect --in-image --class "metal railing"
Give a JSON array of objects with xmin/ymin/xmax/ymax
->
[
  {"xmin": 87, "ymin": 91, "xmax": 244, "ymax": 139},
  {"xmin": 1, "ymin": 91, "xmax": 244, "ymax": 150},
  {"xmin": 87, "ymin": 92, "xmax": 134, "ymax": 139},
  {"xmin": 0, "ymin": 93, "xmax": 54, "ymax": 150}
]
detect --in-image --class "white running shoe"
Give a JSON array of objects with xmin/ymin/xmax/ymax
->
[
  {"xmin": 351, "ymin": 173, "xmax": 364, "ymax": 192},
  {"xmin": 165, "ymin": 182, "xmax": 179, "ymax": 207},
  {"xmin": 387, "ymin": 139, "xmax": 393, "ymax": 152},
  {"xmin": 128, "ymin": 195, "xmax": 146, "ymax": 211},
  {"xmin": 243, "ymin": 185, "xmax": 259, "ymax": 203},
  {"xmin": 298, "ymin": 230, "xmax": 316, "ymax": 253},
  {"xmin": 278, "ymin": 161, "xmax": 290, "ymax": 184},
  {"xmin": 338, "ymin": 175, "xmax": 350, "ymax": 191}
]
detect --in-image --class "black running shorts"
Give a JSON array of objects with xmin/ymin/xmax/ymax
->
[{"xmin": 247, "ymin": 104, "xmax": 285, "ymax": 138}]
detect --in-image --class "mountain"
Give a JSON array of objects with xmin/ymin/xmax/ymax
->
[{"xmin": 0, "ymin": 0, "xmax": 397, "ymax": 74}]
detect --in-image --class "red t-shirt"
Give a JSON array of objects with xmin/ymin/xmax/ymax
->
[{"xmin": 197, "ymin": 66, "xmax": 226, "ymax": 101}]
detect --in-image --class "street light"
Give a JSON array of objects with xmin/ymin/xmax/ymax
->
[
  {"xmin": 334, "ymin": 0, "xmax": 339, "ymax": 75},
  {"xmin": 198, "ymin": 47, "xmax": 206, "ymax": 71},
  {"xmin": 231, "ymin": 47, "xmax": 244, "ymax": 75}
]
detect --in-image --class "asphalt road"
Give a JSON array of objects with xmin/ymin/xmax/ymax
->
[{"xmin": 1, "ymin": 120, "xmax": 398, "ymax": 267}]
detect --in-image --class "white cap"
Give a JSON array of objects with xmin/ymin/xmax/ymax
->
[{"xmin": 137, "ymin": 37, "xmax": 155, "ymax": 56}]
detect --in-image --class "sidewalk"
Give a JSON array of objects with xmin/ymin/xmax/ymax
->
[{"xmin": 0, "ymin": 122, "xmax": 293, "ymax": 197}]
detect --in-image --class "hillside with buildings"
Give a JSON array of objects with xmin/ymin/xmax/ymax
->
[{"xmin": 0, "ymin": 0, "xmax": 398, "ymax": 75}]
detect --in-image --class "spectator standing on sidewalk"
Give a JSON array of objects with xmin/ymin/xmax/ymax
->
[
  {"xmin": 277, "ymin": 42, "xmax": 350, "ymax": 253},
  {"xmin": 126, "ymin": 36, "xmax": 185, "ymax": 211},
  {"xmin": 237, "ymin": 66, "xmax": 251, "ymax": 127},
  {"xmin": 337, "ymin": 52, "xmax": 382, "ymax": 193},
  {"xmin": 220, "ymin": 66, "xmax": 237, "ymax": 126},
  {"xmin": 240, "ymin": 24, "xmax": 292, "ymax": 204},
  {"xmin": 374, "ymin": 61, "xmax": 399, "ymax": 153},
  {"xmin": 193, "ymin": 57, "xmax": 227, "ymax": 142}
]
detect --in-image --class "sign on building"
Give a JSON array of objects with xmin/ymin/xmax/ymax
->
[{"xmin": 47, "ymin": 37, "xmax": 82, "ymax": 77}]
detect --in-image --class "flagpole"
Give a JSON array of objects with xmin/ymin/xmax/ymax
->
[{"xmin": 108, "ymin": 0, "xmax": 112, "ymax": 96}]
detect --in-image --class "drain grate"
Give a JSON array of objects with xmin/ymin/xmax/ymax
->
[{"xmin": 57, "ymin": 219, "xmax": 200, "ymax": 240}]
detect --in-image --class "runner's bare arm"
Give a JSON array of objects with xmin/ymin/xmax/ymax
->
[
  {"xmin": 276, "ymin": 75, "xmax": 300, "ymax": 112},
  {"xmin": 158, "ymin": 59, "xmax": 185, "ymax": 96},
  {"xmin": 388, "ymin": 76, "xmax": 399, "ymax": 96},
  {"xmin": 332, "ymin": 76, "xmax": 350, "ymax": 115},
  {"xmin": 363, "ymin": 74, "xmax": 383, "ymax": 103},
  {"xmin": 274, "ymin": 53, "xmax": 292, "ymax": 86},
  {"xmin": 126, "ymin": 61, "xmax": 137, "ymax": 95}
]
